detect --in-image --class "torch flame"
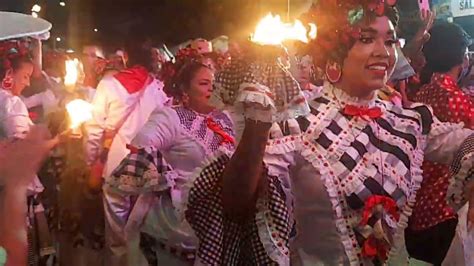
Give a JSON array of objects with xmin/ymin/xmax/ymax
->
[
  {"xmin": 251, "ymin": 13, "xmax": 317, "ymax": 45},
  {"xmin": 64, "ymin": 58, "xmax": 80, "ymax": 86},
  {"xmin": 66, "ymin": 99, "xmax": 93, "ymax": 129}
]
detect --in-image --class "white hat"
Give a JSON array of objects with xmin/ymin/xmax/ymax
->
[{"xmin": 0, "ymin": 12, "xmax": 52, "ymax": 41}]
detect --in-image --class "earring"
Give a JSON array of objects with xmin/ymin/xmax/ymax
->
[
  {"xmin": 2, "ymin": 76, "xmax": 13, "ymax": 90},
  {"xmin": 325, "ymin": 61, "xmax": 342, "ymax": 83}
]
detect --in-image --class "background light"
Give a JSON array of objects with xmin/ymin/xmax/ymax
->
[
  {"xmin": 56, "ymin": 37, "xmax": 62, "ymax": 42},
  {"xmin": 31, "ymin": 4, "xmax": 41, "ymax": 12},
  {"xmin": 94, "ymin": 28, "xmax": 98, "ymax": 32},
  {"xmin": 59, "ymin": 2, "xmax": 66, "ymax": 7}
]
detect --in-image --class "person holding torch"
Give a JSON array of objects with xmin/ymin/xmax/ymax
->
[{"xmin": 185, "ymin": 1, "xmax": 474, "ymax": 265}]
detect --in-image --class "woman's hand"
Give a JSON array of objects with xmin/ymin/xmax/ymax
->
[{"xmin": 403, "ymin": 9, "xmax": 436, "ymax": 61}]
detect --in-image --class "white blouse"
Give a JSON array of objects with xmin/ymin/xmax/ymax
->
[
  {"xmin": 0, "ymin": 89, "xmax": 43, "ymax": 195},
  {"xmin": 111, "ymin": 106, "xmax": 235, "ymax": 250},
  {"xmin": 0, "ymin": 89, "xmax": 32, "ymax": 139},
  {"xmin": 85, "ymin": 76, "xmax": 170, "ymax": 177}
]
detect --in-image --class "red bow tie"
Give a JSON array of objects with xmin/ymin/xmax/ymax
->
[
  {"xmin": 343, "ymin": 105, "xmax": 382, "ymax": 119},
  {"xmin": 206, "ymin": 117, "xmax": 235, "ymax": 145}
]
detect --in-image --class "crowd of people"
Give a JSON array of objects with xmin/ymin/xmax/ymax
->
[{"xmin": 2, "ymin": 0, "xmax": 474, "ymax": 265}]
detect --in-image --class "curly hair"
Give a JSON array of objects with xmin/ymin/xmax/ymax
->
[
  {"xmin": 160, "ymin": 53, "xmax": 211, "ymax": 100},
  {"xmin": 302, "ymin": 0, "xmax": 399, "ymax": 69}
]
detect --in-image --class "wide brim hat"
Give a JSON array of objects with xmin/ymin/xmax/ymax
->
[{"xmin": 0, "ymin": 11, "xmax": 52, "ymax": 41}]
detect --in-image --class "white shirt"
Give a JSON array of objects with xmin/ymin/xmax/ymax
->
[
  {"xmin": 85, "ymin": 75, "xmax": 170, "ymax": 178},
  {"xmin": 0, "ymin": 89, "xmax": 43, "ymax": 194},
  {"xmin": 0, "ymin": 89, "xmax": 32, "ymax": 139},
  {"xmin": 77, "ymin": 85, "xmax": 96, "ymax": 103}
]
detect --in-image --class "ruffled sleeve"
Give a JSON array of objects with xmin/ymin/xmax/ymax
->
[
  {"xmin": 183, "ymin": 151, "xmax": 292, "ymax": 265},
  {"xmin": 447, "ymin": 134, "xmax": 474, "ymax": 210},
  {"xmin": 2, "ymin": 95, "xmax": 32, "ymax": 139},
  {"xmin": 424, "ymin": 117, "xmax": 473, "ymax": 164},
  {"xmin": 105, "ymin": 107, "xmax": 181, "ymax": 195},
  {"xmin": 131, "ymin": 106, "xmax": 180, "ymax": 150}
]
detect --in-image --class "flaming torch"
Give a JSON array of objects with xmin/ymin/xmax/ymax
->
[
  {"xmin": 251, "ymin": 13, "xmax": 316, "ymax": 45},
  {"xmin": 64, "ymin": 58, "xmax": 80, "ymax": 91},
  {"xmin": 66, "ymin": 99, "xmax": 93, "ymax": 136},
  {"xmin": 214, "ymin": 13, "xmax": 317, "ymax": 123}
]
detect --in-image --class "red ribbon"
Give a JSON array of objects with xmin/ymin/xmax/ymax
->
[
  {"xmin": 343, "ymin": 105, "xmax": 382, "ymax": 119},
  {"xmin": 206, "ymin": 117, "xmax": 234, "ymax": 145},
  {"xmin": 28, "ymin": 111, "xmax": 38, "ymax": 121},
  {"xmin": 126, "ymin": 144, "xmax": 139, "ymax": 154},
  {"xmin": 360, "ymin": 195, "xmax": 399, "ymax": 226},
  {"xmin": 359, "ymin": 195, "xmax": 399, "ymax": 262},
  {"xmin": 362, "ymin": 235, "xmax": 389, "ymax": 261}
]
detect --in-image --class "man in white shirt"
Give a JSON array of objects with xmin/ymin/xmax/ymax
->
[
  {"xmin": 85, "ymin": 32, "xmax": 171, "ymax": 266},
  {"xmin": 78, "ymin": 44, "xmax": 106, "ymax": 102}
]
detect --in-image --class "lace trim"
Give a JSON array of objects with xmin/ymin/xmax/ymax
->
[
  {"xmin": 447, "ymin": 134, "xmax": 474, "ymax": 210},
  {"xmin": 105, "ymin": 147, "xmax": 176, "ymax": 195},
  {"xmin": 388, "ymin": 135, "xmax": 426, "ymax": 260},
  {"xmin": 325, "ymin": 82, "xmax": 377, "ymax": 108},
  {"xmin": 302, "ymin": 84, "xmax": 323, "ymax": 101},
  {"xmin": 174, "ymin": 107, "xmax": 235, "ymax": 154},
  {"xmin": 106, "ymin": 171, "xmax": 177, "ymax": 195},
  {"xmin": 234, "ymin": 82, "xmax": 310, "ymax": 123},
  {"xmin": 183, "ymin": 148, "xmax": 290, "ymax": 264},
  {"xmin": 266, "ymin": 134, "xmax": 301, "ymax": 155},
  {"xmin": 255, "ymin": 176, "xmax": 291, "ymax": 265},
  {"xmin": 297, "ymin": 94, "xmax": 427, "ymax": 263}
]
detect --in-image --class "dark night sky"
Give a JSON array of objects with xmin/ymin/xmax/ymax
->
[
  {"xmin": 0, "ymin": 0, "xmax": 313, "ymax": 50},
  {"xmin": 1, "ymin": 0, "xmax": 473, "ymax": 51}
]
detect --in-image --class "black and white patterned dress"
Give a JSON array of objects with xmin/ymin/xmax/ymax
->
[{"xmin": 185, "ymin": 83, "xmax": 474, "ymax": 265}]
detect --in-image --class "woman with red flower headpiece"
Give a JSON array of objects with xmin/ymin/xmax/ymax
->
[
  {"xmin": 183, "ymin": 0, "xmax": 474, "ymax": 265},
  {"xmin": 0, "ymin": 41, "xmax": 35, "ymax": 139},
  {"xmin": 104, "ymin": 48, "xmax": 235, "ymax": 265},
  {"xmin": 0, "ymin": 42, "xmax": 46, "ymax": 200},
  {"xmin": 0, "ymin": 40, "xmax": 55, "ymax": 265}
]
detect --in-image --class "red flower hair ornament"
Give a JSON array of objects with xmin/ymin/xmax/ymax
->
[
  {"xmin": 0, "ymin": 40, "xmax": 30, "ymax": 71},
  {"xmin": 300, "ymin": 0, "xmax": 398, "ymax": 67}
]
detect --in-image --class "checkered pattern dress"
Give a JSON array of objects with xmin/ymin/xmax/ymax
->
[
  {"xmin": 214, "ymin": 45, "xmax": 309, "ymax": 123},
  {"xmin": 185, "ymin": 84, "xmax": 474, "ymax": 265}
]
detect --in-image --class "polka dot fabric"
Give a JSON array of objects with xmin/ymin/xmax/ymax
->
[
  {"xmin": 410, "ymin": 162, "xmax": 454, "ymax": 230},
  {"xmin": 411, "ymin": 73, "xmax": 474, "ymax": 230}
]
